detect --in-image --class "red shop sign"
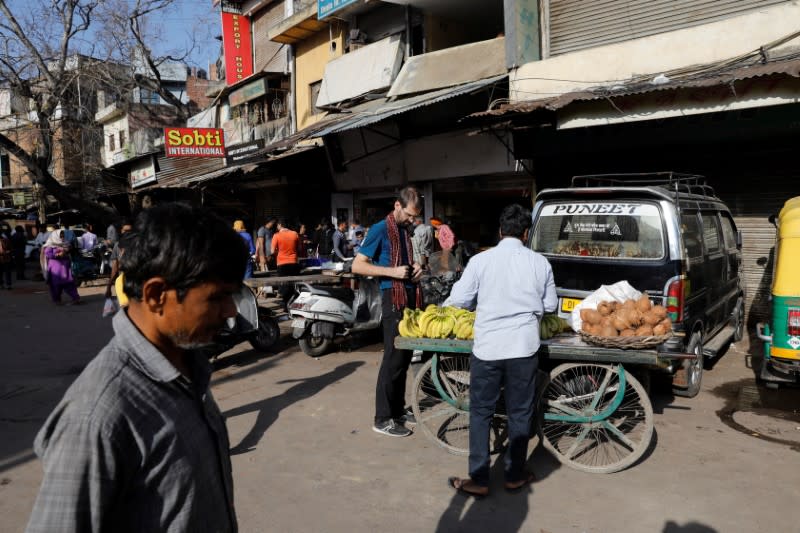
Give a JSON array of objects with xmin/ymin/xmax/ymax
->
[{"xmin": 221, "ymin": 12, "xmax": 254, "ymax": 86}]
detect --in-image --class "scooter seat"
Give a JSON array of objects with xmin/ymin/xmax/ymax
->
[{"xmin": 309, "ymin": 285, "xmax": 355, "ymax": 303}]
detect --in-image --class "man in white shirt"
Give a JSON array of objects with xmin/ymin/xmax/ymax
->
[
  {"xmin": 444, "ymin": 204, "xmax": 557, "ymax": 498},
  {"xmin": 79, "ymin": 224, "xmax": 98, "ymax": 251},
  {"xmin": 411, "ymin": 216, "xmax": 433, "ymax": 268}
]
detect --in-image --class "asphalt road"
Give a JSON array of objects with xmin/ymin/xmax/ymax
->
[{"xmin": 1, "ymin": 275, "xmax": 799, "ymax": 533}]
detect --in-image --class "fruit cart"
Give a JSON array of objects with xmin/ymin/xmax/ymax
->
[{"xmin": 395, "ymin": 334, "xmax": 697, "ymax": 474}]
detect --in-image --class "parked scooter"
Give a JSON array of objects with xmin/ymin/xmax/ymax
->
[
  {"xmin": 289, "ymin": 276, "xmax": 382, "ymax": 356},
  {"xmin": 71, "ymin": 247, "xmax": 100, "ymax": 285},
  {"xmin": 206, "ymin": 283, "xmax": 282, "ymax": 358}
]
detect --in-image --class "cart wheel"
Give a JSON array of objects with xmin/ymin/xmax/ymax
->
[
  {"xmin": 411, "ymin": 354, "xmax": 507, "ymax": 457},
  {"xmin": 537, "ymin": 363, "xmax": 653, "ymax": 474}
]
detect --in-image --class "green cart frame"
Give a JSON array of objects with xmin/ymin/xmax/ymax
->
[{"xmin": 395, "ymin": 334, "xmax": 694, "ymax": 474}]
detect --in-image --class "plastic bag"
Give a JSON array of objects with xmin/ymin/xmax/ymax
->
[
  {"xmin": 570, "ymin": 281, "xmax": 642, "ymax": 332},
  {"xmin": 102, "ymin": 297, "xmax": 118, "ymax": 318}
]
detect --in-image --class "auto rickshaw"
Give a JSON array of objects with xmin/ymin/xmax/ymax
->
[{"xmin": 756, "ymin": 196, "xmax": 800, "ymax": 386}]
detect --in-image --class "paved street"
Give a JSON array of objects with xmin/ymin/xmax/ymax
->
[{"xmin": 1, "ymin": 276, "xmax": 800, "ymax": 533}]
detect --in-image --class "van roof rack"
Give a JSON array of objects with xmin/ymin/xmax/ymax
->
[{"xmin": 570, "ymin": 172, "xmax": 718, "ymax": 200}]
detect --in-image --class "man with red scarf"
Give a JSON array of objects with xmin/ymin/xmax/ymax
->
[{"xmin": 352, "ymin": 187, "xmax": 423, "ymax": 437}]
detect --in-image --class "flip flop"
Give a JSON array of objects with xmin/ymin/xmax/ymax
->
[
  {"xmin": 447, "ymin": 476, "xmax": 488, "ymax": 499},
  {"xmin": 504, "ymin": 471, "xmax": 536, "ymax": 493}
]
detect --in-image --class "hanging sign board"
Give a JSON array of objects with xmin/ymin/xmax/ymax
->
[
  {"xmin": 229, "ymin": 78, "xmax": 266, "ymax": 107},
  {"xmin": 318, "ymin": 0, "xmax": 359, "ymax": 19},
  {"xmin": 221, "ymin": 11, "xmax": 254, "ymax": 86},
  {"xmin": 164, "ymin": 128, "xmax": 226, "ymax": 158},
  {"xmin": 129, "ymin": 156, "xmax": 157, "ymax": 188},
  {"xmin": 226, "ymin": 139, "xmax": 264, "ymax": 165}
]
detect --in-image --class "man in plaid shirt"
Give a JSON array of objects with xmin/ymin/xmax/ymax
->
[{"xmin": 26, "ymin": 204, "xmax": 248, "ymax": 533}]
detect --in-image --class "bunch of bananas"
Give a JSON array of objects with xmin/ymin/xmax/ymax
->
[
  {"xmin": 540, "ymin": 313, "xmax": 571, "ymax": 340},
  {"xmin": 398, "ymin": 305, "xmax": 476, "ymax": 340}
]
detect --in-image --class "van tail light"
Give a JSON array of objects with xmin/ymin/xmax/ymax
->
[
  {"xmin": 666, "ymin": 279, "xmax": 684, "ymax": 323},
  {"xmin": 788, "ymin": 309, "xmax": 800, "ymax": 337}
]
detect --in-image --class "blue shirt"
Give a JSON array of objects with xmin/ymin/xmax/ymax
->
[
  {"xmin": 357, "ymin": 220, "xmax": 412, "ymax": 290},
  {"xmin": 444, "ymin": 238, "xmax": 557, "ymax": 360},
  {"xmin": 238, "ymin": 231, "xmax": 255, "ymax": 255}
]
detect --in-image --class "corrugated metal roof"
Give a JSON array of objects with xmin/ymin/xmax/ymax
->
[
  {"xmin": 388, "ymin": 37, "xmax": 506, "ymax": 98},
  {"xmin": 153, "ymin": 156, "xmax": 227, "ymax": 188},
  {"xmin": 313, "ymin": 74, "xmax": 508, "ymax": 136},
  {"xmin": 473, "ymin": 55, "xmax": 800, "ymax": 118}
]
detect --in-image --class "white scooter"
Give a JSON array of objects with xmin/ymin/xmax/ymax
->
[{"xmin": 289, "ymin": 276, "xmax": 383, "ymax": 356}]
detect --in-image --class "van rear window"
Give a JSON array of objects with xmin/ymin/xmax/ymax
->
[{"xmin": 532, "ymin": 202, "xmax": 665, "ymax": 259}]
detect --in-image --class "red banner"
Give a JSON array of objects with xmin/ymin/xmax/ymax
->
[
  {"xmin": 221, "ymin": 12, "xmax": 253, "ymax": 86},
  {"xmin": 164, "ymin": 128, "xmax": 226, "ymax": 158}
]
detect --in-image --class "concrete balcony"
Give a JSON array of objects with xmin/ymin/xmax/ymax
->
[{"xmin": 95, "ymin": 102, "xmax": 125, "ymax": 124}]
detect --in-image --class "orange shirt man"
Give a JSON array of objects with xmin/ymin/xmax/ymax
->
[{"xmin": 271, "ymin": 220, "xmax": 302, "ymax": 309}]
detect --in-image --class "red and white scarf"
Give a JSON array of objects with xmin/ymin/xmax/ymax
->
[{"xmin": 386, "ymin": 213, "xmax": 422, "ymax": 310}]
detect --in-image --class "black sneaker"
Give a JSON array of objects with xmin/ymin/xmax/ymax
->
[
  {"xmin": 372, "ymin": 419, "xmax": 412, "ymax": 437},
  {"xmin": 396, "ymin": 407, "xmax": 416, "ymax": 427}
]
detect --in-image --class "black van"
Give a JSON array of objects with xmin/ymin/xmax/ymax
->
[{"xmin": 529, "ymin": 173, "xmax": 744, "ymax": 397}]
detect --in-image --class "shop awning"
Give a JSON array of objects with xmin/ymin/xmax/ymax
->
[
  {"xmin": 316, "ymin": 35, "xmax": 405, "ymax": 108},
  {"xmin": 469, "ymin": 54, "xmax": 800, "ymax": 129},
  {"xmin": 312, "ymin": 74, "xmax": 508, "ymax": 137},
  {"xmin": 387, "ymin": 37, "xmax": 506, "ymax": 98}
]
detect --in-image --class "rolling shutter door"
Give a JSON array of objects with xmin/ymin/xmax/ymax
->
[
  {"xmin": 253, "ymin": 1, "xmax": 287, "ymax": 73},
  {"xmin": 715, "ymin": 174, "xmax": 797, "ymax": 325},
  {"xmin": 548, "ymin": 0, "xmax": 791, "ymax": 57}
]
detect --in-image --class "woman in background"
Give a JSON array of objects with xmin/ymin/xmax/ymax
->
[{"xmin": 233, "ymin": 220, "xmax": 256, "ymax": 279}]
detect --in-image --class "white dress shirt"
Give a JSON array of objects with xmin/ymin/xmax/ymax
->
[{"xmin": 444, "ymin": 237, "xmax": 557, "ymax": 360}]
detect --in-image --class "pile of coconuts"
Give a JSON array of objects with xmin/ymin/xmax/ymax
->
[{"xmin": 580, "ymin": 294, "xmax": 672, "ymax": 337}]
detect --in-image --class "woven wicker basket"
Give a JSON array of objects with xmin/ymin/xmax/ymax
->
[{"xmin": 579, "ymin": 331, "xmax": 673, "ymax": 349}]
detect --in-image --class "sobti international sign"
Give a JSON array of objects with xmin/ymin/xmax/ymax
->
[{"xmin": 164, "ymin": 128, "xmax": 226, "ymax": 158}]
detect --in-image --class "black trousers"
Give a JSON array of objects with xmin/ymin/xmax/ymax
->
[
  {"xmin": 14, "ymin": 253, "xmax": 25, "ymax": 279},
  {"xmin": 375, "ymin": 287, "xmax": 415, "ymax": 425},
  {"xmin": 277, "ymin": 263, "xmax": 300, "ymax": 306},
  {"xmin": 468, "ymin": 354, "xmax": 538, "ymax": 487}
]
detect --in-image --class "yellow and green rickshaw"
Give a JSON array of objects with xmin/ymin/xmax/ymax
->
[{"xmin": 756, "ymin": 196, "xmax": 800, "ymax": 386}]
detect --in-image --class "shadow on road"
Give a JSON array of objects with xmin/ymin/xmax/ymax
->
[
  {"xmin": 663, "ymin": 520, "xmax": 718, "ymax": 532},
  {"xmin": 225, "ymin": 361, "xmax": 364, "ymax": 455},
  {"xmin": 434, "ymin": 440, "xmax": 560, "ymax": 532}
]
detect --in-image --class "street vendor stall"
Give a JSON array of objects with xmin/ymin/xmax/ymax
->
[{"xmin": 395, "ymin": 332, "xmax": 696, "ymax": 474}]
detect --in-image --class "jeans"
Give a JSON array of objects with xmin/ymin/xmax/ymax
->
[
  {"xmin": 375, "ymin": 287, "xmax": 415, "ymax": 425},
  {"xmin": 468, "ymin": 354, "xmax": 538, "ymax": 487}
]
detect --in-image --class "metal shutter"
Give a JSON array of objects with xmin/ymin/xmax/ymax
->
[
  {"xmin": 253, "ymin": 1, "xmax": 288, "ymax": 73},
  {"xmin": 714, "ymin": 174, "xmax": 797, "ymax": 325},
  {"xmin": 548, "ymin": 0, "xmax": 791, "ymax": 57}
]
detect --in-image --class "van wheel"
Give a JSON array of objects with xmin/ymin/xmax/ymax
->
[
  {"xmin": 732, "ymin": 298, "xmax": 744, "ymax": 342},
  {"xmin": 673, "ymin": 332, "xmax": 704, "ymax": 398}
]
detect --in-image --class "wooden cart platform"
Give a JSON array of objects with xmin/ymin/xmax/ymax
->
[{"xmin": 395, "ymin": 333, "xmax": 693, "ymax": 366}]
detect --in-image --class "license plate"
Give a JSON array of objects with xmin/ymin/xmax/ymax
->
[
  {"xmin": 561, "ymin": 298, "xmax": 581, "ymax": 313},
  {"xmin": 291, "ymin": 319, "xmax": 306, "ymax": 329}
]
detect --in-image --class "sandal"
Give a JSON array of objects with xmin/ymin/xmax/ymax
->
[
  {"xmin": 447, "ymin": 476, "xmax": 488, "ymax": 499},
  {"xmin": 504, "ymin": 471, "xmax": 536, "ymax": 493}
]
